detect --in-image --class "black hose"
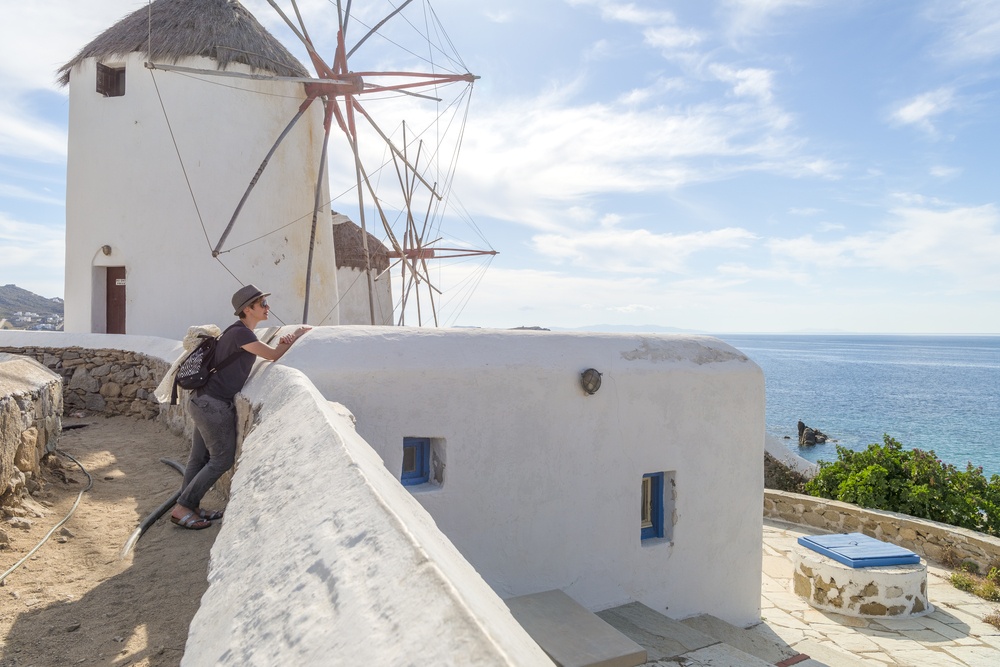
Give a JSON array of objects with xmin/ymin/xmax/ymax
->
[
  {"xmin": 1, "ymin": 449, "xmax": 94, "ymax": 585},
  {"xmin": 118, "ymin": 458, "xmax": 185, "ymax": 559}
]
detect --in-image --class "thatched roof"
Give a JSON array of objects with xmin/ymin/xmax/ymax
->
[
  {"xmin": 333, "ymin": 213, "xmax": 390, "ymax": 273},
  {"xmin": 58, "ymin": 0, "xmax": 308, "ymax": 86}
]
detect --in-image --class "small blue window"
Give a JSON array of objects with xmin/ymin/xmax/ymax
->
[
  {"xmin": 641, "ymin": 472, "xmax": 664, "ymax": 540},
  {"xmin": 402, "ymin": 437, "xmax": 430, "ymax": 486}
]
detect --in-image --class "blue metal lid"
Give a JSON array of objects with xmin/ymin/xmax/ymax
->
[{"xmin": 798, "ymin": 532, "xmax": 920, "ymax": 568}]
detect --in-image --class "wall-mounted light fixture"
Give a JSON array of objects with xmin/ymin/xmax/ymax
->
[
  {"xmin": 101, "ymin": 245, "xmax": 112, "ymax": 256},
  {"xmin": 580, "ymin": 368, "xmax": 602, "ymax": 395}
]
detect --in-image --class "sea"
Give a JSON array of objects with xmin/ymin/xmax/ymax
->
[{"xmin": 714, "ymin": 334, "xmax": 1000, "ymax": 478}]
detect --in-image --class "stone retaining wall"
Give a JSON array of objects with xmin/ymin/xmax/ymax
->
[
  {"xmin": 765, "ymin": 489, "xmax": 1000, "ymax": 573},
  {"xmin": 0, "ymin": 354, "xmax": 63, "ymax": 510},
  {"xmin": 0, "ymin": 346, "xmax": 168, "ymax": 420}
]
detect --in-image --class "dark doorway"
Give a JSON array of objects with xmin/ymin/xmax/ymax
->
[{"xmin": 106, "ymin": 266, "xmax": 126, "ymax": 334}]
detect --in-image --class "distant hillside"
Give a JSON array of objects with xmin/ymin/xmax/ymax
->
[{"xmin": 0, "ymin": 284, "xmax": 64, "ymax": 319}]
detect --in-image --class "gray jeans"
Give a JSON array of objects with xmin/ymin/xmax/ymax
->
[{"xmin": 178, "ymin": 394, "xmax": 237, "ymax": 510}]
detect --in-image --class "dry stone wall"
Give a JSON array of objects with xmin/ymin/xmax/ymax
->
[
  {"xmin": 765, "ymin": 489, "xmax": 1000, "ymax": 573},
  {"xmin": 0, "ymin": 346, "xmax": 169, "ymax": 420},
  {"xmin": 0, "ymin": 354, "xmax": 62, "ymax": 510}
]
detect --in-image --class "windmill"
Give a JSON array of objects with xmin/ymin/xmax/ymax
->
[{"xmin": 144, "ymin": 0, "xmax": 496, "ymax": 327}]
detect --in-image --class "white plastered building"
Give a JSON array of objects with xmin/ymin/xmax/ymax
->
[
  {"xmin": 60, "ymin": 0, "xmax": 339, "ymax": 339},
  {"xmin": 283, "ymin": 327, "xmax": 766, "ymax": 626}
]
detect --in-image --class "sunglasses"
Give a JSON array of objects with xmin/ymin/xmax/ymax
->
[{"xmin": 257, "ymin": 299, "xmax": 269, "ymax": 309}]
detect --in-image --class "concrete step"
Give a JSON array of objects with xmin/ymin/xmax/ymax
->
[
  {"xmin": 505, "ymin": 590, "xmax": 647, "ymax": 667},
  {"xmin": 680, "ymin": 614, "xmax": 801, "ymax": 664},
  {"xmin": 596, "ymin": 602, "xmax": 717, "ymax": 661},
  {"xmin": 596, "ymin": 602, "xmax": 773, "ymax": 666}
]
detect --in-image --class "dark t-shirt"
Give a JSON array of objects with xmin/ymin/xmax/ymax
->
[{"xmin": 202, "ymin": 321, "xmax": 258, "ymax": 402}]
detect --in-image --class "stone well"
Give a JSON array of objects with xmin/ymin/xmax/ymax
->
[{"xmin": 792, "ymin": 546, "xmax": 932, "ymax": 618}]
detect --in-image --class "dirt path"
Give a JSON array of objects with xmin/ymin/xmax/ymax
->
[{"xmin": 1, "ymin": 416, "xmax": 223, "ymax": 667}]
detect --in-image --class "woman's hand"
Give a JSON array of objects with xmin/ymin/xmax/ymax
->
[{"xmin": 280, "ymin": 326, "xmax": 312, "ymax": 346}]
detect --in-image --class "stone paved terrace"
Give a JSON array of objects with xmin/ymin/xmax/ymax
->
[{"xmin": 762, "ymin": 519, "xmax": 1000, "ymax": 667}]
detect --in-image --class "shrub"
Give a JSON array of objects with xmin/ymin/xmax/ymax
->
[
  {"xmin": 977, "ymin": 580, "xmax": 1000, "ymax": 602},
  {"xmin": 764, "ymin": 452, "xmax": 808, "ymax": 493},
  {"xmin": 951, "ymin": 571, "xmax": 976, "ymax": 592},
  {"xmin": 805, "ymin": 435, "xmax": 1000, "ymax": 537}
]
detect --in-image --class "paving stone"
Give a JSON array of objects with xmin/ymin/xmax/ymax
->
[
  {"xmin": 799, "ymin": 608, "xmax": 870, "ymax": 628},
  {"xmin": 791, "ymin": 639, "xmax": 870, "ymax": 666},
  {"xmin": 673, "ymin": 643, "xmax": 773, "ymax": 666},
  {"xmin": 861, "ymin": 634, "xmax": 908, "ymax": 653},
  {"xmin": 941, "ymin": 645, "xmax": 1000, "ymax": 667},
  {"xmin": 886, "ymin": 648, "xmax": 965, "ymax": 666},
  {"xmin": 928, "ymin": 608, "xmax": 973, "ymax": 626},
  {"xmin": 765, "ymin": 624, "xmax": 807, "ymax": 646},
  {"xmin": 824, "ymin": 631, "xmax": 882, "ymax": 653},
  {"xmin": 917, "ymin": 616, "xmax": 975, "ymax": 640},
  {"xmin": 869, "ymin": 618, "xmax": 930, "ymax": 631},
  {"xmin": 764, "ymin": 554, "xmax": 792, "ymax": 579},
  {"xmin": 680, "ymin": 614, "xmax": 798, "ymax": 663},
  {"xmin": 899, "ymin": 628, "xmax": 949, "ymax": 643},
  {"xmin": 762, "ymin": 607, "xmax": 812, "ymax": 630}
]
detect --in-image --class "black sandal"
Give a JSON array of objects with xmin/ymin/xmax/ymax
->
[{"xmin": 171, "ymin": 511, "xmax": 212, "ymax": 530}]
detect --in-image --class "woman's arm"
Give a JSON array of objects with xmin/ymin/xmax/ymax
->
[{"xmin": 242, "ymin": 326, "xmax": 311, "ymax": 362}]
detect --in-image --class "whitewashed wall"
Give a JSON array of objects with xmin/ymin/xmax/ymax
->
[
  {"xmin": 64, "ymin": 53, "xmax": 339, "ymax": 339},
  {"xmin": 283, "ymin": 327, "xmax": 766, "ymax": 626},
  {"xmin": 335, "ymin": 266, "xmax": 394, "ymax": 325},
  {"xmin": 186, "ymin": 363, "xmax": 551, "ymax": 666}
]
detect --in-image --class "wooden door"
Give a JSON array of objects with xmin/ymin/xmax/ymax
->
[{"xmin": 106, "ymin": 266, "xmax": 126, "ymax": 334}]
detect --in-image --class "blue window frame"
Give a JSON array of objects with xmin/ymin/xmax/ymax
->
[
  {"xmin": 402, "ymin": 437, "xmax": 430, "ymax": 486},
  {"xmin": 641, "ymin": 472, "xmax": 665, "ymax": 540}
]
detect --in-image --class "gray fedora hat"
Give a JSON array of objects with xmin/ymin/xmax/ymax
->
[{"xmin": 232, "ymin": 284, "xmax": 271, "ymax": 316}]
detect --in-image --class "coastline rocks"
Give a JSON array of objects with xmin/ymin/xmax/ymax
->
[{"xmin": 798, "ymin": 420, "xmax": 829, "ymax": 447}]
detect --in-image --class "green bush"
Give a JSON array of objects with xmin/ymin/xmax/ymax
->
[
  {"xmin": 804, "ymin": 435, "xmax": 1000, "ymax": 537},
  {"xmin": 952, "ymin": 571, "xmax": 976, "ymax": 592}
]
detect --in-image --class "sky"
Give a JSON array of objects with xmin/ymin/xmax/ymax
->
[{"xmin": 2, "ymin": 0, "xmax": 1000, "ymax": 333}]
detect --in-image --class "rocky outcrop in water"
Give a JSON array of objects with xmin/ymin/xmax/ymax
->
[{"xmin": 797, "ymin": 420, "xmax": 829, "ymax": 446}]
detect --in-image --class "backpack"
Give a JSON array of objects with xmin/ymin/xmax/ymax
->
[{"xmin": 170, "ymin": 323, "xmax": 244, "ymax": 405}]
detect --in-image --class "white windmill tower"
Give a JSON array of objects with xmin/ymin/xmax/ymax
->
[{"xmin": 59, "ymin": 0, "xmax": 339, "ymax": 338}]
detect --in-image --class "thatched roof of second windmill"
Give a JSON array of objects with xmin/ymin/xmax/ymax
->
[
  {"xmin": 57, "ymin": 0, "xmax": 309, "ymax": 86},
  {"xmin": 333, "ymin": 214, "xmax": 390, "ymax": 273}
]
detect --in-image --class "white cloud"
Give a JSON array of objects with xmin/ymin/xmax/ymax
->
[
  {"xmin": 924, "ymin": 0, "xmax": 1000, "ymax": 63},
  {"xmin": 566, "ymin": 0, "xmax": 677, "ymax": 25},
  {"xmin": 484, "ymin": 10, "xmax": 513, "ymax": 23},
  {"xmin": 644, "ymin": 25, "xmax": 704, "ymax": 51},
  {"xmin": 0, "ymin": 214, "xmax": 65, "ymax": 297},
  {"xmin": 0, "ymin": 102, "xmax": 67, "ymax": 162},
  {"xmin": 454, "ymin": 81, "xmax": 820, "ymax": 231},
  {"xmin": 721, "ymin": 0, "xmax": 825, "ymax": 37},
  {"xmin": 709, "ymin": 64, "xmax": 775, "ymax": 102},
  {"xmin": 531, "ymin": 226, "xmax": 758, "ymax": 274},
  {"xmin": 0, "ymin": 182, "xmax": 65, "ymax": 207},
  {"xmin": 930, "ymin": 165, "xmax": 961, "ymax": 179},
  {"xmin": 889, "ymin": 88, "xmax": 956, "ymax": 135},
  {"xmin": 789, "ymin": 207, "xmax": 821, "ymax": 215},
  {"xmin": 768, "ymin": 204, "xmax": 1000, "ymax": 288}
]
